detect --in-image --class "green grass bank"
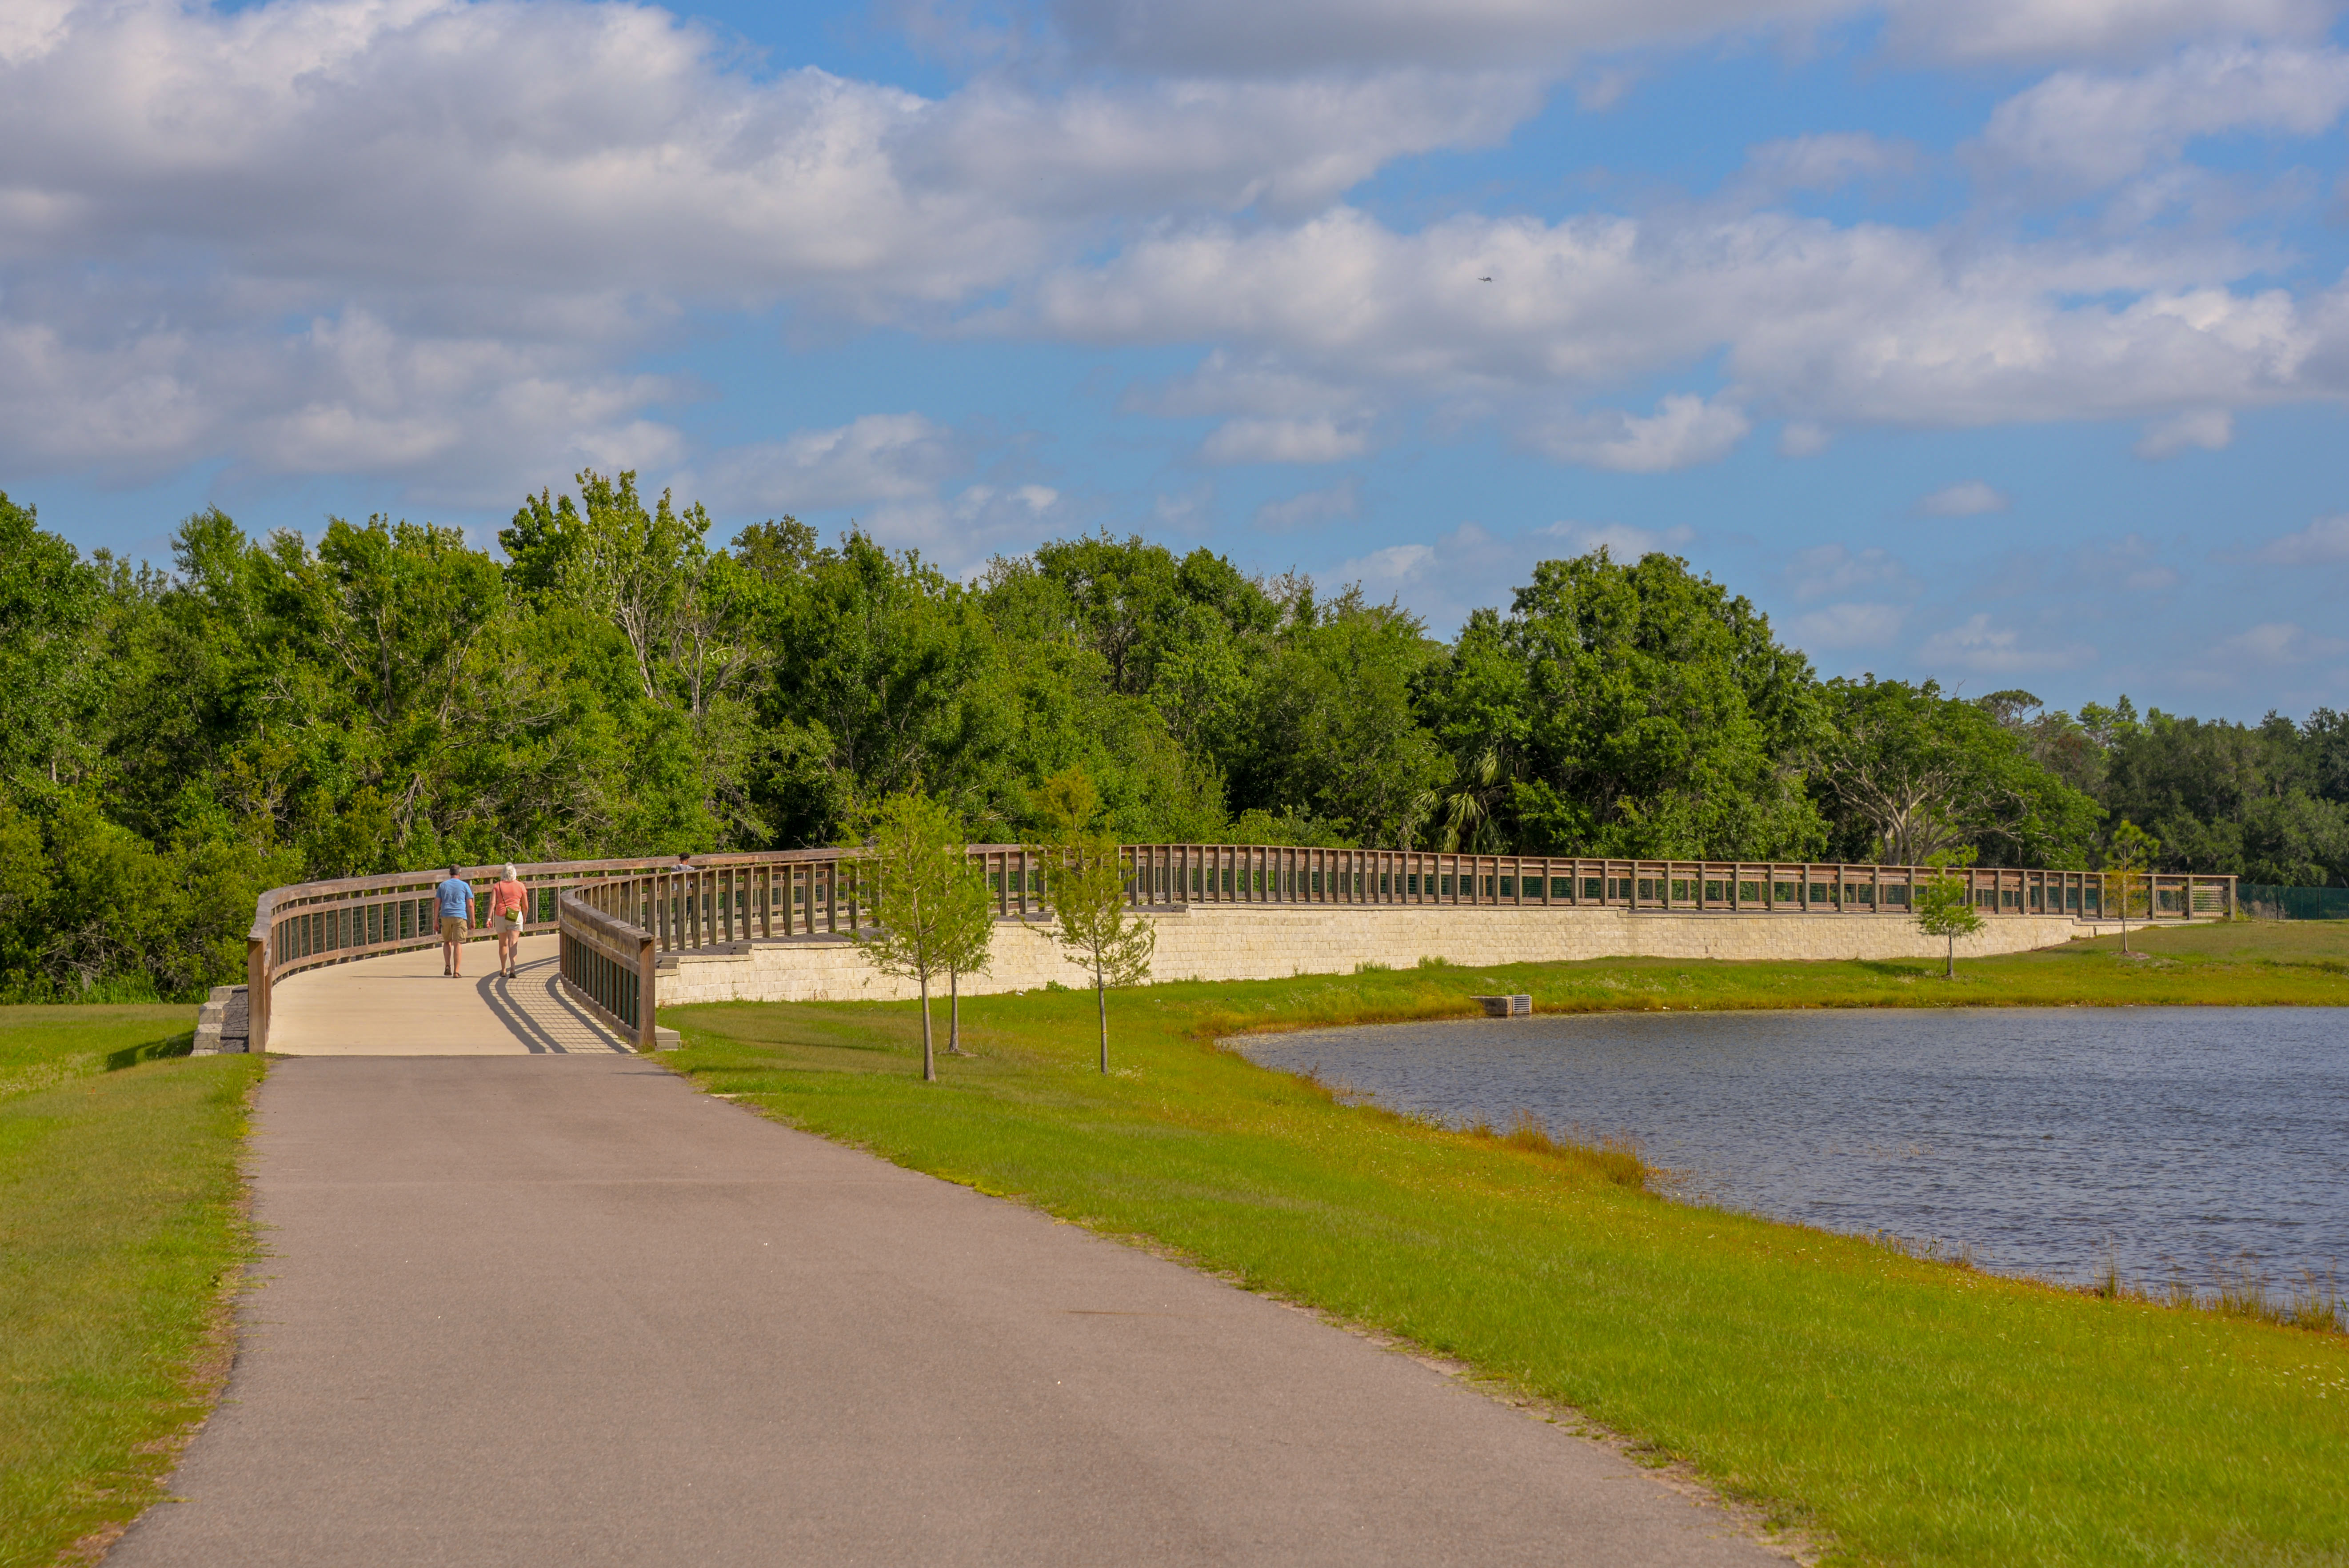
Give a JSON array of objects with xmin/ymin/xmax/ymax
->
[
  {"xmin": 0, "ymin": 1008, "xmax": 262, "ymax": 1568},
  {"xmin": 667, "ymin": 930, "xmax": 2349, "ymax": 1568}
]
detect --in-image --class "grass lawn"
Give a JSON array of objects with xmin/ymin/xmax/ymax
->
[
  {"xmin": 0, "ymin": 1006, "xmax": 197, "ymax": 1104},
  {"xmin": 0, "ymin": 1007, "xmax": 262, "ymax": 1568},
  {"xmin": 2077, "ymin": 917, "xmax": 2349, "ymax": 966},
  {"xmin": 666, "ymin": 931, "xmax": 2349, "ymax": 1568}
]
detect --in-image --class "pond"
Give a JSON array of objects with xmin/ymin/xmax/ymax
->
[{"xmin": 1240, "ymin": 1008, "xmax": 2349, "ymax": 1293}]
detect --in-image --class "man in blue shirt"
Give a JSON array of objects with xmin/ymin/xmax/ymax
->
[{"xmin": 436, "ymin": 867, "xmax": 475, "ymax": 978}]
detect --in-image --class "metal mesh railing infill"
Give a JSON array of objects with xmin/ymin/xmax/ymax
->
[{"xmin": 2237, "ymin": 884, "xmax": 2349, "ymax": 920}]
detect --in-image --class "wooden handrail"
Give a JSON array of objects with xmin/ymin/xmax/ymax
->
[
  {"xmin": 555, "ymin": 891, "xmax": 656, "ymax": 1053},
  {"xmin": 236, "ymin": 846, "xmax": 2236, "ymax": 1052}
]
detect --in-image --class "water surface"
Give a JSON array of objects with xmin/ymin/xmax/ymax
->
[{"xmin": 1242, "ymin": 1008, "xmax": 2349, "ymax": 1290}]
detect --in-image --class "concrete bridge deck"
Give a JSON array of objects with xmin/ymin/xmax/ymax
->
[
  {"xmin": 114, "ymin": 942, "xmax": 1786, "ymax": 1566},
  {"xmin": 265, "ymin": 934, "xmax": 629, "ymax": 1055}
]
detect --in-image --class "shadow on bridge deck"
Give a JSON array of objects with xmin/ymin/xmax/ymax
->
[{"xmin": 266, "ymin": 934, "xmax": 632, "ymax": 1056}]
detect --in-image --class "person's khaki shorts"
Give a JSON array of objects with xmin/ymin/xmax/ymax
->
[
  {"xmin": 439, "ymin": 916, "xmax": 467, "ymax": 941},
  {"xmin": 489, "ymin": 914, "xmax": 521, "ymax": 936}
]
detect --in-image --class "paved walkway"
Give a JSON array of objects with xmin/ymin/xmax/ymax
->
[
  {"xmin": 113, "ymin": 953, "xmax": 1787, "ymax": 1566},
  {"xmin": 268, "ymin": 935, "xmax": 628, "ymax": 1055}
]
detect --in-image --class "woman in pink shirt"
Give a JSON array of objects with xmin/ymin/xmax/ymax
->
[{"xmin": 487, "ymin": 864, "xmax": 531, "ymax": 979}]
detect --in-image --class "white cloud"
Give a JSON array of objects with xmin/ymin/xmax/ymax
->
[
  {"xmin": 0, "ymin": 2, "xmax": 1537, "ymax": 299},
  {"xmin": 1028, "ymin": 206, "xmax": 2343, "ymax": 436},
  {"xmin": 2135, "ymin": 407, "xmax": 2234, "ymax": 458},
  {"xmin": 1521, "ymin": 394, "xmax": 1751, "ymax": 472},
  {"xmin": 1790, "ymin": 602, "xmax": 1906, "ymax": 648},
  {"xmin": 1915, "ymin": 480, "xmax": 2012, "ymax": 516},
  {"xmin": 0, "ymin": 304, "xmax": 686, "ymax": 502},
  {"xmin": 1979, "ymin": 44, "xmax": 2349, "ymax": 187},
  {"xmin": 1199, "ymin": 416, "xmax": 1370, "ymax": 464},
  {"xmin": 1054, "ymin": 0, "xmax": 2333, "ymax": 74},
  {"xmin": 695, "ymin": 423, "xmax": 1063, "ymax": 563},
  {"xmin": 1149, "ymin": 484, "xmax": 1218, "ymax": 534},
  {"xmin": 698, "ymin": 414, "xmax": 959, "ymax": 511},
  {"xmin": 1135, "ymin": 352, "xmax": 1368, "ymax": 419},
  {"xmin": 1254, "ymin": 476, "xmax": 1361, "ymax": 531},
  {"xmin": 1341, "ymin": 541, "xmax": 1438, "ymax": 588},
  {"xmin": 1533, "ymin": 520, "xmax": 1698, "ymax": 558},
  {"xmin": 2068, "ymin": 532, "xmax": 2182, "ymax": 589},
  {"xmin": 1778, "ymin": 422, "xmax": 1833, "ymax": 457},
  {"xmin": 1919, "ymin": 612, "xmax": 2096, "ymax": 673},
  {"xmin": 1890, "ymin": 0, "xmax": 2338, "ymax": 64},
  {"xmin": 2208, "ymin": 620, "xmax": 2349, "ymax": 662},
  {"xmin": 1742, "ymin": 132, "xmax": 1915, "ymax": 193},
  {"xmin": 2253, "ymin": 511, "xmax": 2349, "ymax": 563},
  {"xmin": 915, "ymin": 72, "xmax": 1542, "ymax": 220},
  {"xmin": 924, "ymin": 480, "xmax": 1069, "ymax": 553},
  {"xmin": 6, "ymin": 0, "xmax": 2349, "ymax": 513},
  {"xmin": 1333, "ymin": 518, "xmax": 1713, "ymax": 634},
  {"xmin": 0, "ymin": 0, "xmax": 1537, "ymax": 493},
  {"xmin": 1786, "ymin": 543, "xmax": 1910, "ymax": 600},
  {"xmin": 0, "ymin": 0, "xmax": 74, "ymax": 67},
  {"xmin": 1050, "ymin": 0, "xmax": 1860, "ymax": 75},
  {"xmin": 953, "ymin": 482, "xmax": 1061, "ymax": 517}
]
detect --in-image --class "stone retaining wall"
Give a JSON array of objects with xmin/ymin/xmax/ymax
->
[{"xmin": 655, "ymin": 903, "xmax": 2113, "ymax": 1007}]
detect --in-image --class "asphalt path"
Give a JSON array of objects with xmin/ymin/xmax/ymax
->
[{"xmin": 110, "ymin": 1055, "xmax": 1787, "ymax": 1567}]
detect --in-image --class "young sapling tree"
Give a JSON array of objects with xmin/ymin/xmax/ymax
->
[
  {"xmin": 2104, "ymin": 819, "xmax": 2159, "ymax": 955},
  {"xmin": 1914, "ymin": 848, "xmax": 1985, "ymax": 979},
  {"xmin": 939, "ymin": 856, "xmax": 995, "ymax": 1057},
  {"xmin": 846, "ymin": 790, "xmax": 986, "ymax": 1082},
  {"xmin": 1027, "ymin": 768, "xmax": 1155, "ymax": 1073}
]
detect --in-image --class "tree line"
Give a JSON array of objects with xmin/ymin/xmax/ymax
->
[{"xmin": 4, "ymin": 473, "xmax": 2344, "ymax": 1001}]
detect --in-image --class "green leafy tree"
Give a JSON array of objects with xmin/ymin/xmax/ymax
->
[
  {"xmin": 506, "ymin": 471, "xmax": 775, "ymax": 842},
  {"xmin": 1027, "ymin": 769, "xmax": 1155, "ymax": 1073},
  {"xmin": 847, "ymin": 791, "xmax": 991, "ymax": 1082},
  {"xmin": 1981, "ymin": 690, "xmax": 2109, "ymax": 801},
  {"xmin": 27, "ymin": 471, "xmax": 2349, "ymax": 1005},
  {"xmin": 2306, "ymin": 708, "xmax": 2349, "ymax": 808},
  {"xmin": 2104, "ymin": 820, "xmax": 2160, "ymax": 954},
  {"xmin": 930, "ymin": 818, "xmax": 998, "ymax": 1061},
  {"xmin": 0, "ymin": 491, "xmax": 114, "ymax": 796},
  {"xmin": 1230, "ymin": 589, "xmax": 1449, "ymax": 848},
  {"xmin": 2094, "ymin": 706, "xmax": 2348, "ymax": 886},
  {"xmin": 1013, "ymin": 531, "xmax": 1286, "ymax": 705},
  {"xmin": 1418, "ymin": 549, "xmax": 1825, "ymax": 858},
  {"xmin": 759, "ymin": 531, "xmax": 1015, "ymax": 836},
  {"xmin": 1913, "ymin": 849, "xmax": 1986, "ymax": 979},
  {"xmin": 1415, "ymin": 740, "xmax": 1513, "ymax": 853},
  {"xmin": 1812, "ymin": 677, "xmax": 2098, "ymax": 867}
]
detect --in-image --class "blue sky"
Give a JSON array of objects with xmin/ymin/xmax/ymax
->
[{"xmin": 5, "ymin": 0, "xmax": 2348, "ymax": 720}]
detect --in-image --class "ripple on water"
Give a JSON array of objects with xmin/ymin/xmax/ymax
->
[{"xmin": 1240, "ymin": 1007, "xmax": 2349, "ymax": 1292}]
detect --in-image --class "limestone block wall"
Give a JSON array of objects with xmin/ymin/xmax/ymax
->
[{"xmin": 654, "ymin": 903, "xmax": 2102, "ymax": 1007}]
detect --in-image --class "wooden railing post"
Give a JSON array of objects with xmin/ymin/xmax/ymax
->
[
  {"xmin": 245, "ymin": 932, "xmax": 269, "ymax": 1055},
  {"xmin": 636, "ymin": 927, "xmax": 657, "ymax": 1053}
]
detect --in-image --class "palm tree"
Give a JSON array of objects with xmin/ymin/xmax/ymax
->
[{"xmin": 1411, "ymin": 742, "xmax": 1513, "ymax": 852}]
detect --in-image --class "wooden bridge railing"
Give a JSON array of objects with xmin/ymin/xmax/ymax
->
[
  {"xmin": 241, "ymin": 846, "xmax": 2234, "ymax": 1052},
  {"xmin": 556, "ymin": 891, "xmax": 657, "ymax": 1053},
  {"xmin": 1094, "ymin": 849, "xmax": 2230, "ymax": 929},
  {"xmin": 241, "ymin": 849, "xmax": 855, "ymax": 1054}
]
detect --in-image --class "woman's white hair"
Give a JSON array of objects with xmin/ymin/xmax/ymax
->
[{"xmin": 503, "ymin": 863, "xmax": 519, "ymax": 881}]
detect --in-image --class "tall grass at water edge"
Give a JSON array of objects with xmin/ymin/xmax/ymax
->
[
  {"xmin": 2092, "ymin": 1248, "xmax": 2348, "ymax": 1336},
  {"xmin": 1440, "ymin": 1107, "xmax": 2338, "ymax": 1340}
]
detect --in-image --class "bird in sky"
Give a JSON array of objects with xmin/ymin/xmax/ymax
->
[{"xmin": 1478, "ymin": 275, "xmax": 1492, "ymax": 282}]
